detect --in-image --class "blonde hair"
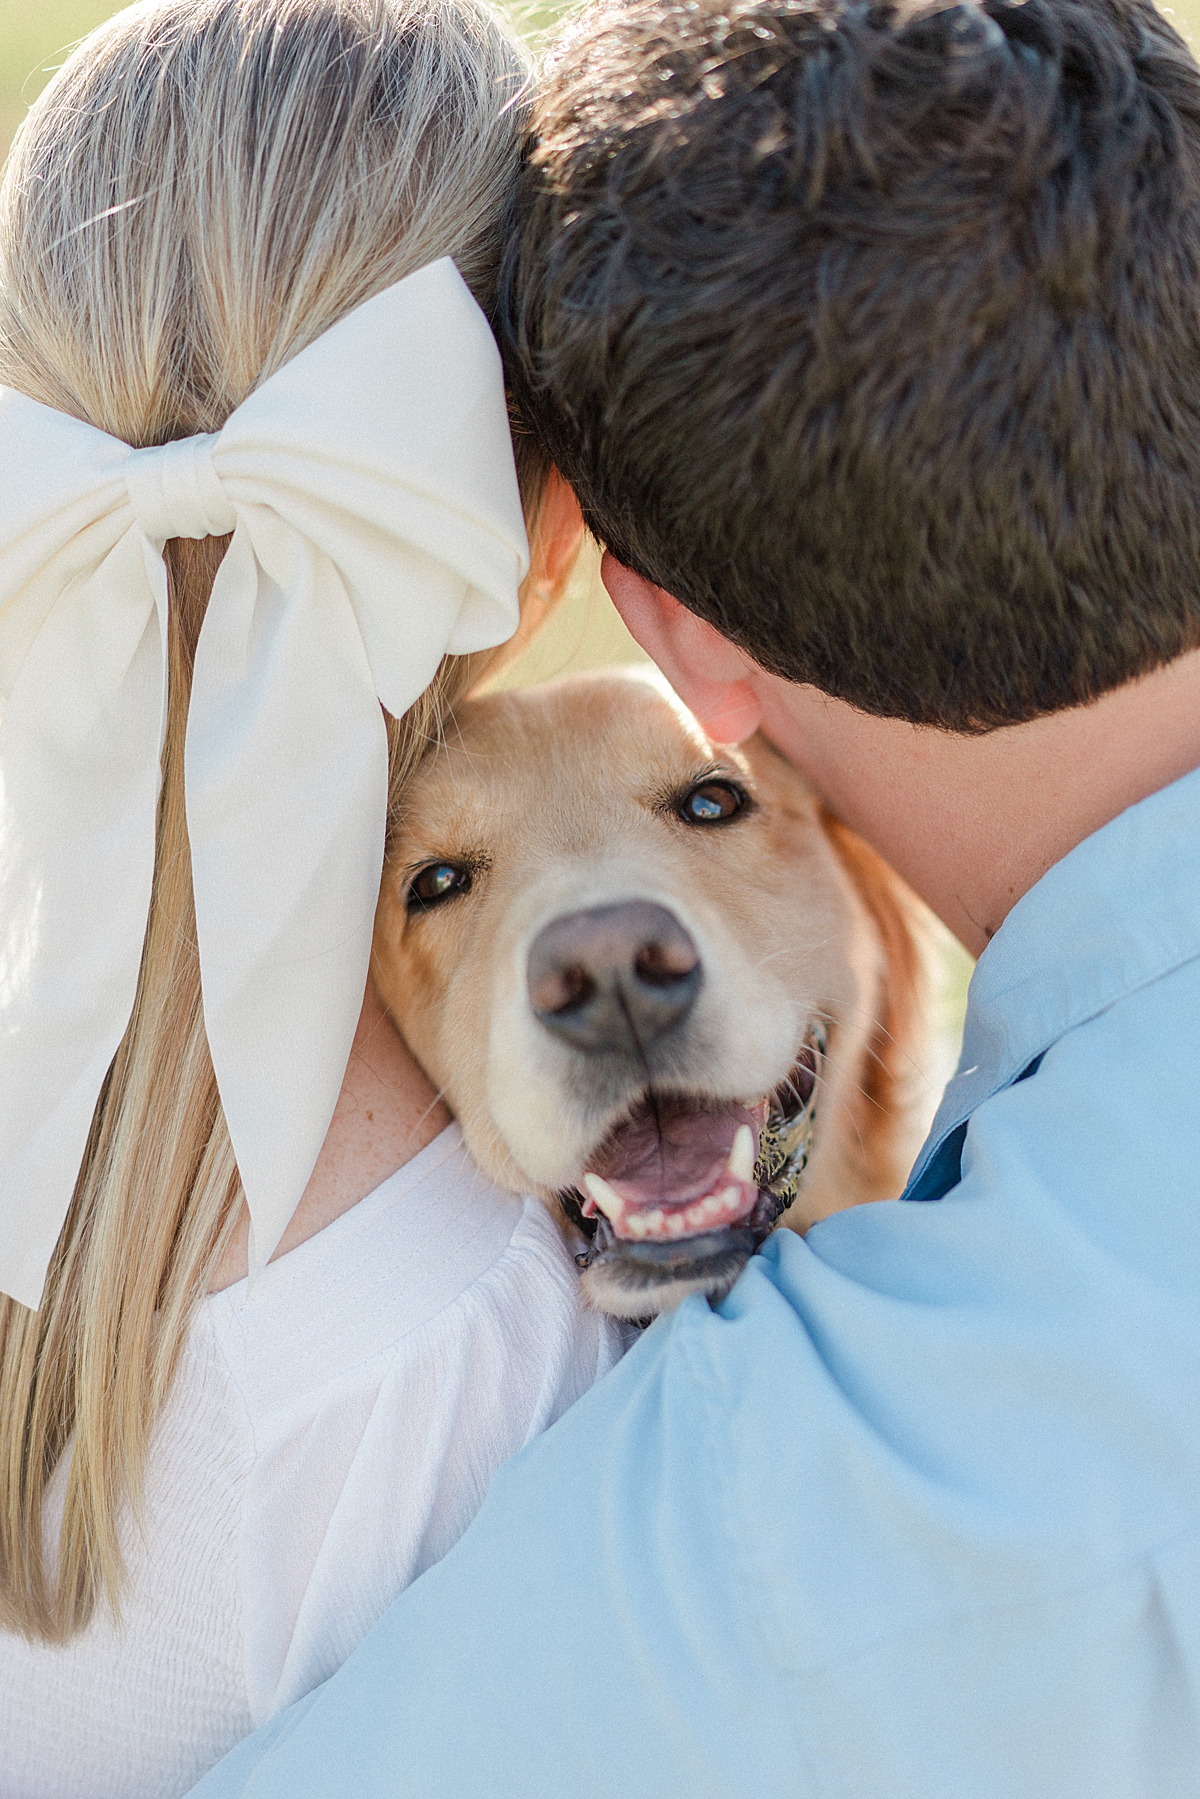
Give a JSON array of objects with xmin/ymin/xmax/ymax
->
[{"xmin": 0, "ymin": 0, "xmax": 533, "ymax": 1641}]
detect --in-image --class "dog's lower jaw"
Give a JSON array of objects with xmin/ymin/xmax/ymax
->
[
  {"xmin": 571, "ymin": 1181, "xmax": 797, "ymax": 1318},
  {"xmin": 560, "ymin": 1024, "xmax": 826, "ymax": 1317},
  {"xmin": 580, "ymin": 1230, "xmax": 755, "ymax": 1319}
]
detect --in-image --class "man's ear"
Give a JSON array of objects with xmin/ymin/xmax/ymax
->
[{"xmin": 601, "ymin": 553, "xmax": 763, "ymax": 744}]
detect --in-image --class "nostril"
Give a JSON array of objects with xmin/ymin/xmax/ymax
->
[
  {"xmin": 633, "ymin": 936, "xmax": 700, "ymax": 989},
  {"xmin": 529, "ymin": 962, "xmax": 596, "ymax": 1017},
  {"xmin": 527, "ymin": 900, "xmax": 704, "ymax": 1052}
]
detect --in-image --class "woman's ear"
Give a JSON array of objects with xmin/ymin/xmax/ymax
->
[
  {"xmin": 528, "ymin": 468, "xmax": 585, "ymax": 603},
  {"xmin": 601, "ymin": 553, "xmax": 763, "ymax": 744},
  {"xmin": 504, "ymin": 469, "xmax": 587, "ymax": 659}
]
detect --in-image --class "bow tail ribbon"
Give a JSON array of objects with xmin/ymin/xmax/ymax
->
[
  {"xmin": 186, "ymin": 519, "xmax": 389, "ymax": 1273},
  {"xmin": 0, "ymin": 258, "xmax": 528, "ymax": 1308},
  {"xmin": 0, "ymin": 533, "xmax": 168, "ymax": 1309}
]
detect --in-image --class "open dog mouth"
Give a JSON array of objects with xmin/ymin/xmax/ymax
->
[{"xmin": 562, "ymin": 1025, "xmax": 826, "ymax": 1287}]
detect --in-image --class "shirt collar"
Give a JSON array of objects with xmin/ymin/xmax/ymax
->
[{"xmin": 905, "ymin": 758, "xmax": 1200, "ymax": 1193}]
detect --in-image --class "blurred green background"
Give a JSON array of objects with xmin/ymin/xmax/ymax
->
[{"xmin": 7, "ymin": 0, "xmax": 1199, "ymax": 175}]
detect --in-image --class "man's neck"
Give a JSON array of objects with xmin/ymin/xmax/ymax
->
[{"xmin": 752, "ymin": 645, "xmax": 1200, "ymax": 956}]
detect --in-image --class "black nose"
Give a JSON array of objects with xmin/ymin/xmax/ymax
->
[{"xmin": 527, "ymin": 901, "xmax": 703, "ymax": 1055}]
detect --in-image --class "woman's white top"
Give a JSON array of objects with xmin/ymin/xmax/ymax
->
[{"xmin": 0, "ymin": 1126, "xmax": 626, "ymax": 1799}]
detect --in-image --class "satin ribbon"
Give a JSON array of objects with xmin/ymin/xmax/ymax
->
[{"xmin": 0, "ymin": 259, "xmax": 527, "ymax": 1308}]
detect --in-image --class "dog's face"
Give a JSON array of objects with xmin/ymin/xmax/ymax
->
[{"xmin": 374, "ymin": 669, "xmax": 920, "ymax": 1316}]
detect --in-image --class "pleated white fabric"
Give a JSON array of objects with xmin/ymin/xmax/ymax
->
[
  {"xmin": 0, "ymin": 259, "xmax": 527, "ymax": 1308},
  {"xmin": 0, "ymin": 1126, "xmax": 630, "ymax": 1799}
]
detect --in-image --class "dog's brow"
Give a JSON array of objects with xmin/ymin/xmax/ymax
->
[
  {"xmin": 648, "ymin": 762, "xmax": 755, "ymax": 817},
  {"xmin": 398, "ymin": 851, "xmax": 493, "ymax": 878}
]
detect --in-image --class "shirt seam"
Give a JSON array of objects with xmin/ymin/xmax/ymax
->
[
  {"xmin": 200, "ymin": 1124, "xmax": 469, "ymax": 1317},
  {"xmin": 909, "ymin": 942, "xmax": 1200, "ymax": 1192},
  {"xmin": 981, "ymin": 939, "xmax": 1200, "ymax": 1087},
  {"xmin": 209, "ymin": 1199, "xmax": 537, "ymax": 1422}
]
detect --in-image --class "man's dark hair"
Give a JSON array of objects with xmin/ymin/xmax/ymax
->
[{"xmin": 500, "ymin": 0, "xmax": 1200, "ymax": 728}]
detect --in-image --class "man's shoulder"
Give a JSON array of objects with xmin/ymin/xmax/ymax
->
[
  {"xmin": 544, "ymin": 934, "xmax": 1200, "ymax": 1564},
  {"xmin": 186, "ymin": 939, "xmax": 1200, "ymax": 1799},
  {"xmin": 607, "ymin": 946, "xmax": 1200, "ymax": 1654}
]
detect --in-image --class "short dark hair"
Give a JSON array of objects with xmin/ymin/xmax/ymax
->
[{"xmin": 500, "ymin": 0, "xmax": 1200, "ymax": 729}]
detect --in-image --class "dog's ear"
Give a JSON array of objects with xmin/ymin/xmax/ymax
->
[
  {"xmin": 734, "ymin": 731, "xmax": 937, "ymax": 1203},
  {"xmin": 821, "ymin": 813, "xmax": 935, "ymax": 1199}
]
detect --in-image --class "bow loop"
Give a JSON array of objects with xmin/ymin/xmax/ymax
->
[
  {"xmin": 0, "ymin": 258, "xmax": 527, "ymax": 1308},
  {"xmin": 126, "ymin": 434, "xmax": 236, "ymax": 542}
]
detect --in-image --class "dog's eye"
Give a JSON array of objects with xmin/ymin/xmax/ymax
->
[
  {"xmin": 678, "ymin": 781, "xmax": 746, "ymax": 825},
  {"xmin": 407, "ymin": 862, "xmax": 472, "ymax": 913}
]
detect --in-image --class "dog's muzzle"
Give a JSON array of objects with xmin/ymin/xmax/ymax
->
[
  {"xmin": 562, "ymin": 1022, "xmax": 827, "ymax": 1301},
  {"xmin": 526, "ymin": 894, "xmax": 826, "ymax": 1308}
]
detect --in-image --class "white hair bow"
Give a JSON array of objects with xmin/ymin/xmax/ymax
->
[{"xmin": 0, "ymin": 259, "xmax": 527, "ymax": 1309}]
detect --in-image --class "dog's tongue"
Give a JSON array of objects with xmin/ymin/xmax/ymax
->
[{"xmin": 581, "ymin": 1098, "xmax": 764, "ymax": 1243}]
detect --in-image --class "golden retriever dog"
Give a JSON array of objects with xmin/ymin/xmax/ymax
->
[{"xmin": 373, "ymin": 669, "xmax": 935, "ymax": 1318}]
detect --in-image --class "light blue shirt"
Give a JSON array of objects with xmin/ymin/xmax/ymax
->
[{"xmin": 191, "ymin": 762, "xmax": 1200, "ymax": 1799}]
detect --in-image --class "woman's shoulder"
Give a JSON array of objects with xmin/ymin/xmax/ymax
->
[
  {"xmin": 204, "ymin": 1125, "xmax": 521, "ymax": 1399},
  {"xmin": 201, "ymin": 1120, "xmax": 626, "ymax": 1439},
  {"xmin": 201, "ymin": 1125, "xmax": 626, "ymax": 1720}
]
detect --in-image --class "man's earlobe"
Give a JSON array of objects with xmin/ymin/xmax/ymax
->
[
  {"xmin": 601, "ymin": 553, "xmax": 763, "ymax": 744},
  {"xmin": 688, "ymin": 679, "xmax": 764, "ymax": 746}
]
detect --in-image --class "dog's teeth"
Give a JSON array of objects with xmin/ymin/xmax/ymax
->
[
  {"xmin": 626, "ymin": 1212, "xmax": 650, "ymax": 1238},
  {"xmin": 718, "ymin": 1184, "xmax": 741, "ymax": 1212},
  {"xmin": 582, "ymin": 1173, "xmax": 624, "ymax": 1222},
  {"xmin": 728, "ymin": 1124, "xmax": 756, "ymax": 1184}
]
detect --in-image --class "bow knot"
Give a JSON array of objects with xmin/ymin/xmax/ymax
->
[
  {"xmin": 0, "ymin": 259, "xmax": 527, "ymax": 1309},
  {"xmin": 126, "ymin": 433, "xmax": 236, "ymax": 542}
]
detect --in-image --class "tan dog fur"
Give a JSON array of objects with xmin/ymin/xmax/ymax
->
[{"xmin": 373, "ymin": 669, "xmax": 934, "ymax": 1309}]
